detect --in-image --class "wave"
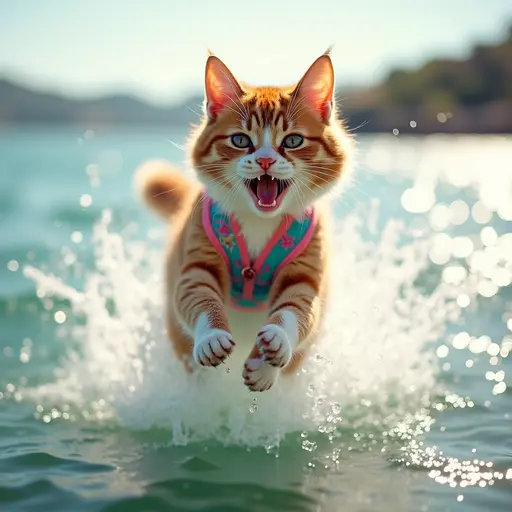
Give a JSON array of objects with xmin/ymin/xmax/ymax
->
[{"xmin": 18, "ymin": 202, "xmax": 471, "ymax": 448}]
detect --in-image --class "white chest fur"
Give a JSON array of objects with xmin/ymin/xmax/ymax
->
[{"xmin": 232, "ymin": 212, "xmax": 283, "ymax": 258}]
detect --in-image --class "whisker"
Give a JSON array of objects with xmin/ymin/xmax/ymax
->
[
  {"xmin": 219, "ymin": 100, "xmax": 248, "ymax": 121},
  {"xmin": 152, "ymin": 187, "xmax": 178, "ymax": 198},
  {"xmin": 189, "ymin": 192, "xmax": 207, "ymax": 222},
  {"xmin": 220, "ymin": 71, "xmax": 250, "ymax": 121},
  {"xmin": 185, "ymin": 104, "xmax": 202, "ymax": 118},
  {"xmin": 345, "ymin": 120, "xmax": 369, "ymax": 133},
  {"xmin": 286, "ymin": 87, "xmax": 305, "ymax": 125},
  {"xmin": 287, "ymin": 98, "xmax": 309, "ymax": 125},
  {"xmin": 166, "ymin": 139, "xmax": 186, "ymax": 151}
]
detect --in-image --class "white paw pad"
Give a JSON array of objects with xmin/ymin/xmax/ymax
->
[
  {"xmin": 193, "ymin": 330, "xmax": 235, "ymax": 367},
  {"xmin": 243, "ymin": 358, "xmax": 279, "ymax": 392},
  {"xmin": 256, "ymin": 324, "xmax": 293, "ymax": 368}
]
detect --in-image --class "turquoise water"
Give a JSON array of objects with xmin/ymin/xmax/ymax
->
[{"xmin": 1, "ymin": 127, "xmax": 512, "ymax": 511}]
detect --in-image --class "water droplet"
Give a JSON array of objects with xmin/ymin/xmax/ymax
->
[
  {"xmin": 7, "ymin": 260, "xmax": 19, "ymax": 272},
  {"xmin": 487, "ymin": 343, "xmax": 500, "ymax": 356},
  {"xmin": 472, "ymin": 201, "xmax": 492, "ymax": 224},
  {"xmin": 452, "ymin": 332, "xmax": 470, "ymax": 349},
  {"xmin": 71, "ymin": 231, "xmax": 83, "ymax": 244},
  {"xmin": 449, "ymin": 200, "xmax": 469, "ymax": 225},
  {"xmin": 456, "ymin": 294, "xmax": 470, "ymax": 308},
  {"xmin": 80, "ymin": 194, "xmax": 92, "ymax": 208},
  {"xmin": 480, "ymin": 226, "xmax": 498, "ymax": 247},
  {"xmin": 331, "ymin": 402, "xmax": 342, "ymax": 415},
  {"xmin": 436, "ymin": 345, "xmax": 449, "ymax": 358},
  {"xmin": 54, "ymin": 311, "xmax": 67, "ymax": 324},
  {"xmin": 302, "ymin": 440, "xmax": 317, "ymax": 452},
  {"xmin": 492, "ymin": 382, "xmax": 506, "ymax": 395}
]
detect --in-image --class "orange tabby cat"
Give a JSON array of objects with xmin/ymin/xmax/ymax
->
[{"xmin": 136, "ymin": 50, "xmax": 351, "ymax": 391}]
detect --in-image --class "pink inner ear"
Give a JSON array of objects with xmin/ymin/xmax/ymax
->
[
  {"xmin": 295, "ymin": 55, "xmax": 335, "ymax": 121},
  {"xmin": 207, "ymin": 102, "xmax": 224, "ymax": 118},
  {"xmin": 205, "ymin": 57, "xmax": 243, "ymax": 118},
  {"xmin": 302, "ymin": 83, "xmax": 333, "ymax": 120},
  {"xmin": 319, "ymin": 100, "xmax": 332, "ymax": 120}
]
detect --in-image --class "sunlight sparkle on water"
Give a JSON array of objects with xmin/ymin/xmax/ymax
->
[
  {"xmin": 54, "ymin": 311, "xmax": 67, "ymax": 324},
  {"xmin": 15, "ymin": 135, "xmax": 512, "ymax": 496},
  {"xmin": 80, "ymin": 194, "xmax": 92, "ymax": 208},
  {"xmin": 7, "ymin": 260, "xmax": 19, "ymax": 272},
  {"xmin": 71, "ymin": 231, "xmax": 83, "ymax": 244}
]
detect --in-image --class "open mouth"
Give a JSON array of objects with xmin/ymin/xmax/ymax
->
[{"xmin": 244, "ymin": 175, "xmax": 290, "ymax": 212}]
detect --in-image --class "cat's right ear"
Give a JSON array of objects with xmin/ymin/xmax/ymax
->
[{"xmin": 204, "ymin": 56, "xmax": 244, "ymax": 118}]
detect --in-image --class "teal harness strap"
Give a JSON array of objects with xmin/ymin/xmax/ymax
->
[{"xmin": 202, "ymin": 196, "xmax": 317, "ymax": 310}]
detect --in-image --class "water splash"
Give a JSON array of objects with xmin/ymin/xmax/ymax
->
[{"xmin": 20, "ymin": 200, "xmax": 465, "ymax": 448}]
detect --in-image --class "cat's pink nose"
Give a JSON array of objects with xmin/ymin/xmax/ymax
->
[{"xmin": 256, "ymin": 157, "xmax": 276, "ymax": 171}]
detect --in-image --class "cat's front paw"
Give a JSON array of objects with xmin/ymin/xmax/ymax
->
[
  {"xmin": 243, "ymin": 358, "xmax": 279, "ymax": 392},
  {"xmin": 193, "ymin": 329, "xmax": 235, "ymax": 367},
  {"xmin": 256, "ymin": 324, "xmax": 292, "ymax": 368}
]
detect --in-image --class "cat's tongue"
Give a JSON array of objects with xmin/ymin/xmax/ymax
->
[{"xmin": 256, "ymin": 175, "xmax": 278, "ymax": 206}]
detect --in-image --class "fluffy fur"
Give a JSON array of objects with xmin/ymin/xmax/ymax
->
[{"xmin": 136, "ymin": 50, "xmax": 351, "ymax": 391}]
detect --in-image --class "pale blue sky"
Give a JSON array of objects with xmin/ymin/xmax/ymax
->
[{"xmin": 1, "ymin": 0, "xmax": 511, "ymax": 104}]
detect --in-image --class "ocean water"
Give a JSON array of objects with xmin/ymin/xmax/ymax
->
[{"xmin": 0, "ymin": 126, "xmax": 511, "ymax": 512}]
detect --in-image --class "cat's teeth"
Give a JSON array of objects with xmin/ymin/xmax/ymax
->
[
  {"xmin": 271, "ymin": 176, "xmax": 275, "ymax": 180},
  {"xmin": 257, "ymin": 176, "xmax": 261, "ymax": 180},
  {"xmin": 258, "ymin": 200, "xmax": 277, "ymax": 208}
]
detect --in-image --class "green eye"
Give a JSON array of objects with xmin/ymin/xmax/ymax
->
[
  {"xmin": 282, "ymin": 134, "xmax": 304, "ymax": 149},
  {"xmin": 231, "ymin": 133, "xmax": 252, "ymax": 148}
]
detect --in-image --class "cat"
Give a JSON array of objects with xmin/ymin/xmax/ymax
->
[{"xmin": 136, "ymin": 49, "xmax": 351, "ymax": 391}]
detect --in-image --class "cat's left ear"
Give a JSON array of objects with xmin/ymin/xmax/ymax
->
[
  {"xmin": 293, "ymin": 52, "xmax": 335, "ymax": 121},
  {"xmin": 204, "ymin": 55, "xmax": 244, "ymax": 119}
]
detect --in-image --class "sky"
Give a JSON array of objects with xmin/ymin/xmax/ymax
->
[{"xmin": 1, "ymin": 0, "xmax": 512, "ymax": 104}]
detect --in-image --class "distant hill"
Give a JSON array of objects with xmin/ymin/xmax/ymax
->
[
  {"xmin": 0, "ymin": 79, "xmax": 199, "ymax": 126},
  {"xmin": 341, "ymin": 25, "xmax": 512, "ymax": 134},
  {"xmin": 1, "ymin": 26, "xmax": 511, "ymax": 134}
]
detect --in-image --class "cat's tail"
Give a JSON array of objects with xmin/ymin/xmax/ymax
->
[{"xmin": 135, "ymin": 160, "xmax": 200, "ymax": 220}]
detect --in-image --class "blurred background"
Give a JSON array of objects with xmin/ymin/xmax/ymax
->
[
  {"xmin": 1, "ymin": 2, "xmax": 512, "ymax": 512},
  {"xmin": 1, "ymin": 0, "xmax": 512, "ymax": 133}
]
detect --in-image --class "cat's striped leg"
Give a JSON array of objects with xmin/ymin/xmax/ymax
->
[
  {"xmin": 174, "ymin": 256, "xmax": 234, "ymax": 368},
  {"xmin": 257, "ymin": 255, "xmax": 323, "ymax": 371}
]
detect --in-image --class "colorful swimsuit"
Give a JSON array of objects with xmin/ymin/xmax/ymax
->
[{"xmin": 202, "ymin": 195, "xmax": 317, "ymax": 311}]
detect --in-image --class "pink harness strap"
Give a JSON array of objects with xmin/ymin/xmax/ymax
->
[{"xmin": 202, "ymin": 194, "xmax": 317, "ymax": 309}]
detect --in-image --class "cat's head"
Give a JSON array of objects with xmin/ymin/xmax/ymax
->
[{"xmin": 190, "ymin": 51, "xmax": 351, "ymax": 218}]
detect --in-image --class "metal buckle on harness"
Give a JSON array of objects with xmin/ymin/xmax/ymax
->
[{"xmin": 241, "ymin": 267, "xmax": 256, "ymax": 280}]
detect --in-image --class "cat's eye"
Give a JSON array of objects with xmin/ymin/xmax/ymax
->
[
  {"xmin": 231, "ymin": 133, "xmax": 252, "ymax": 148},
  {"xmin": 281, "ymin": 134, "xmax": 304, "ymax": 149}
]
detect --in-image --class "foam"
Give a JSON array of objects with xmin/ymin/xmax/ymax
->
[{"xmin": 20, "ymin": 200, "xmax": 467, "ymax": 448}]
